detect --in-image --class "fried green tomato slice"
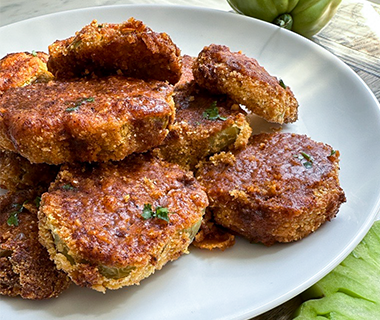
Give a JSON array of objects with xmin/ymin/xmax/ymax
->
[
  {"xmin": 38, "ymin": 153, "xmax": 208, "ymax": 292},
  {"xmin": 47, "ymin": 18, "xmax": 182, "ymax": 84},
  {"xmin": 193, "ymin": 44, "xmax": 299, "ymax": 124},
  {"xmin": 0, "ymin": 51, "xmax": 53, "ymax": 96},
  {"xmin": 192, "ymin": 210, "xmax": 235, "ymax": 251},
  {"xmin": 196, "ymin": 132, "xmax": 346, "ymax": 246},
  {"xmin": 154, "ymin": 55, "xmax": 252, "ymax": 171},
  {"xmin": 0, "ymin": 189, "xmax": 70, "ymax": 299},
  {"xmin": 0, "ymin": 150, "xmax": 58, "ymax": 191},
  {"xmin": 0, "ymin": 76, "xmax": 174, "ymax": 164}
]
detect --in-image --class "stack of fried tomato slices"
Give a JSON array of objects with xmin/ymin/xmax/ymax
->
[{"xmin": 0, "ymin": 18, "xmax": 345, "ymax": 298}]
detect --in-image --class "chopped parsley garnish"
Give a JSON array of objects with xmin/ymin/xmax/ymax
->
[
  {"xmin": 31, "ymin": 50, "xmax": 37, "ymax": 57},
  {"xmin": 330, "ymin": 149, "xmax": 336, "ymax": 156},
  {"xmin": 65, "ymin": 106, "xmax": 79, "ymax": 113},
  {"xmin": 66, "ymin": 97, "xmax": 94, "ymax": 112},
  {"xmin": 294, "ymin": 151, "xmax": 314, "ymax": 169},
  {"xmin": 62, "ymin": 183, "xmax": 76, "ymax": 191},
  {"xmin": 7, "ymin": 212, "xmax": 19, "ymax": 227},
  {"xmin": 300, "ymin": 151, "xmax": 313, "ymax": 162},
  {"xmin": 303, "ymin": 160, "xmax": 313, "ymax": 169},
  {"xmin": 34, "ymin": 196, "xmax": 41, "ymax": 208},
  {"xmin": 141, "ymin": 204, "xmax": 170, "ymax": 222},
  {"xmin": 7, "ymin": 201, "xmax": 28, "ymax": 227},
  {"xmin": 279, "ymin": 79, "xmax": 287, "ymax": 89},
  {"xmin": 203, "ymin": 101, "xmax": 227, "ymax": 121}
]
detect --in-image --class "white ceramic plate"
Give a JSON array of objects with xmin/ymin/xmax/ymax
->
[{"xmin": 1, "ymin": 5, "xmax": 380, "ymax": 320}]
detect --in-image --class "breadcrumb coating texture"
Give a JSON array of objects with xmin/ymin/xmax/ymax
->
[
  {"xmin": 196, "ymin": 132, "xmax": 346, "ymax": 246},
  {"xmin": 0, "ymin": 190, "xmax": 70, "ymax": 299},
  {"xmin": 0, "ymin": 76, "xmax": 175, "ymax": 164},
  {"xmin": 193, "ymin": 44, "xmax": 299, "ymax": 124},
  {"xmin": 0, "ymin": 151, "xmax": 58, "ymax": 191},
  {"xmin": 0, "ymin": 51, "xmax": 53, "ymax": 96},
  {"xmin": 48, "ymin": 18, "xmax": 182, "ymax": 84},
  {"xmin": 192, "ymin": 210, "xmax": 235, "ymax": 251},
  {"xmin": 155, "ymin": 55, "xmax": 251, "ymax": 170},
  {"xmin": 38, "ymin": 154, "xmax": 208, "ymax": 292},
  {"xmin": 173, "ymin": 55, "xmax": 195, "ymax": 90}
]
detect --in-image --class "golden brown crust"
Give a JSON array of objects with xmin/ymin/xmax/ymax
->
[
  {"xmin": 0, "ymin": 190, "xmax": 70, "ymax": 299},
  {"xmin": 0, "ymin": 76, "xmax": 175, "ymax": 164},
  {"xmin": 193, "ymin": 44, "xmax": 299, "ymax": 124},
  {"xmin": 192, "ymin": 210, "xmax": 235, "ymax": 251},
  {"xmin": 48, "ymin": 18, "xmax": 182, "ymax": 84},
  {"xmin": 38, "ymin": 153, "xmax": 208, "ymax": 292},
  {"xmin": 156, "ymin": 91, "xmax": 251, "ymax": 171},
  {"xmin": 0, "ymin": 151, "xmax": 58, "ymax": 191},
  {"xmin": 154, "ymin": 55, "xmax": 252, "ymax": 170},
  {"xmin": 196, "ymin": 132, "xmax": 346, "ymax": 246},
  {"xmin": 173, "ymin": 55, "xmax": 195, "ymax": 91},
  {"xmin": 0, "ymin": 51, "xmax": 54, "ymax": 96}
]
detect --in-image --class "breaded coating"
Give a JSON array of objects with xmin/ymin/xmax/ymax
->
[
  {"xmin": 154, "ymin": 55, "xmax": 252, "ymax": 170},
  {"xmin": 192, "ymin": 210, "xmax": 235, "ymax": 251},
  {"xmin": 193, "ymin": 44, "xmax": 298, "ymax": 124},
  {"xmin": 0, "ymin": 151, "xmax": 58, "ymax": 191},
  {"xmin": 196, "ymin": 132, "xmax": 346, "ymax": 246},
  {"xmin": 0, "ymin": 51, "xmax": 53, "ymax": 95},
  {"xmin": 38, "ymin": 153, "xmax": 208, "ymax": 292},
  {"xmin": 48, "ymin": 18, "xmax": 182, "ymax": 84},
  {"xmin": 0, "ymin": 76, "xmax": 175, "ymax": 164},
  {"xmin": 0, "ymin": 190, "xmax": 70, "ymax": 299},
  {"xmin": 173, "ymin": 55, "xmax": 195, "ymax": 90},
  {"xmin": 0, "ymin": 53, "xmax": 58, "ymax": 190}
]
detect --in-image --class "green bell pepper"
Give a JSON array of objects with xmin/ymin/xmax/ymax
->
[{"xmin": 227, "ymin": 0, "xmax": 342, "ymax": 38}]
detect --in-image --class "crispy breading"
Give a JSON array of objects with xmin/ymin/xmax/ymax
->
[
  {"xmin": 0, "ymin": 190, "xmax": 70, "ymax": 299},
  {"xmin": 48, "ymin": 18, "xmax": 182, "ymax": 84},
  {"xmin": 196, "ymin": 132, "xmax": 346, "ymax": 246},
  {"xmin": 38, "ymin": 153, "xmax": 208, "ymax": 292},
  {"xmin": 0, "ymin": 151, "xmax": 58, "ymax": 191},
  {"xmin": 173, "ymin": 55, "xmax": 195, "ymax": 90},
  {"xmin": 0, "ymin": 53, "xmax": 59, "ymax": 191},
  {"xmin": 193, "ymin": 44, "xmax": 299, "ymax": 124},
  {"xmin": 192, "ymin": 210, "xmax": 235, "ymax": 251},
  {"xmin": 154, "ymin": 55, "xmax": 252, "ymax": 170},
  {"xmin": 0, "ymin": 76, "xmax": 175, "ymax": 164},
  {"xmin": 0, "ymin": 51, "xmax": 53, "ymax": 96}
]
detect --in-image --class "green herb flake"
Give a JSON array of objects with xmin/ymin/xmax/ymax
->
[
  {"xmin": 31, "ymin": 50, "xmax": 38, "ymax": 57},
  {"xmin": 62, "ymin": 183, "xmax": 76, "ymax": 191},
  {"xmin": 6, "ymin": 201, "xmax": 28, "ymax": 227},
  {"xmin": 7, "ymin": 212, "xmax": 19, "ymax": 227},
  {"xmin": 330, "ymin": 149, "xmax": 336, "ymax": 156},
  {"xmin": 65, "ymin": 106, "xmax": 80, "ymax": 113},
  {"xmin": 155, "ymin": 207, "xmax": 170, "ymax": 222},
  {"xmin": 294, "ymin": 151, "xmax": 314, "ymax": 169},
  {"xmin": 203, "ymin": 101, "xmax": 227, "ymax": 121},
  {"xmin": 300, "ymin": 152, "xmax": 313, "ymax": 162},
  {"xmin": 279, "ymin": 79, "xmax": 287, "ymax": 89},
  {"xmin": 303, "ymin": 161, "xmax": 313, "ymax": 169},
  {"xmin": 142, "ymin": 203, "xmax": 154, "ymax": 219},
  {"xmin": 34, "ymin": 196, "xmax": 41, "ymax": 208},
  {"xmin": 141, "ymin": 204, "xmax": 170, "ymax": 222},
  {"xmin": 66, "ymin": 97, "xmax": 94, "ymax": 112}
]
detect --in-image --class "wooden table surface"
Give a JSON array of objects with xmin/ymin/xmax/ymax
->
[{"xmin": 314, "ymin": 0, "xmax": 380, "ymax": 103}]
